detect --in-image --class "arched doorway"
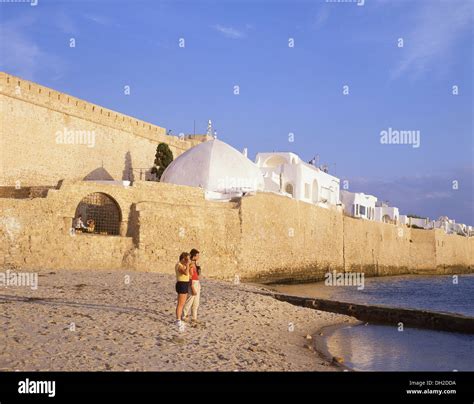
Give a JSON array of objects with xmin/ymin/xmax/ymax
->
[
  {"xmin": 74, "ymin": 193, "xmax": 121, "ymax": 235},
  {"xmin": 382, "ymin": 214, "xmax": 391, "ymax": 224},
  {"xmin": 284, "ymin": 183, "xmax": 294, "ymax": 197}
]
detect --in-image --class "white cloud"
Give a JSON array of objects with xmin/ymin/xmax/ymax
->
[
  {"xmin": 83, "ymin": 14, "xmax": 111, "ymax": 26},
  {"xmin": 391, "ymin": 0, "xmax": 473, "ymax": 79},
  {"xmin": 213, "ymin": 24, "xmax": 245, "ymax": 39},
  {"xmin": 0, "ymin": 16, "xmax": 64, "ymax": 81}
]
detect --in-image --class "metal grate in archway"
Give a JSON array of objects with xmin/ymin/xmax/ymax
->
[{"xmin": 74, "ymin": 193, "xmax": 121, "ymax": 236}]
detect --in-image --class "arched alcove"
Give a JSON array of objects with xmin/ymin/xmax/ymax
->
[
  {"xmin": 74, "ymin": 192, "xmax": 121, "ymax": 235},
  {"xmin": 263, "ymin": 155, "xmax": 287, "ymax": 168},
  {"xmin": 284, "ymin": 183, "xmax": 294, "ymax": 197}
]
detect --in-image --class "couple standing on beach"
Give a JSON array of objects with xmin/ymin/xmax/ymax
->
[{"xmin": 175, "ymin": 249, "xmax": 201, "ymax": 329}]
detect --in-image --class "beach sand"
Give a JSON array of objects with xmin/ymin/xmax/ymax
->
[{"xmin": 0, "ymin": 269, "xmax": 354, "ymax": 371}]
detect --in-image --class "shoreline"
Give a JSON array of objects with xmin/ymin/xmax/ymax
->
[
  {"xmin": 0, "ymin": 269, "xmax": 354, "ymax": 371},
  {"xmin": 263, "ymin": 276, "xmax": 474, "ymax": 372},
  {"xmin": 264, "ymin": 276, "xmax": 474, "ymax": 334},
  {"xmin": 312, "ymin": 321, "xmax": 362, "ymax": 372},
  {"xmin": 313, "ymin": 321, "xmax": 474, "ymax": 372},
  {"xmin": 257, "ymin": 283, "xmax": 360, "ymax": 371},
  {"xmin": 3, "ymin": 271, "xmax": 471, "ymax": 371},
  {"xmin": 255, "ymin": 283, "xmax": 362, "ymax": 372}
]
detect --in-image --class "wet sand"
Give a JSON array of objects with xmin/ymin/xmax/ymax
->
[
  {"xmin": 0, "ymin": 269, "xmax": 354, "ymax": 371},
  {"xmin": 265, "ymin": 281, "xmax": 337, "ymax": 300}
]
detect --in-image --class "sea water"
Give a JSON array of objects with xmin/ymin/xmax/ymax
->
[
  {"xmin": 330, "ymin": 274, "xmax": 474, "ymax": 317},
  {"xmin": 272, "ymin": 274, "xmax": 474, "ymax": 371},
  {"xmin": 326, "ymin": 324, "xmax": 474, "ymax": 371},
  {"xmin": 329, "ymin": 274, "xmax": 474, "ymax": 371}
]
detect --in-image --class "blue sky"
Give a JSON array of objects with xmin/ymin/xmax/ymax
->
[{"xmin": 1, "ymin": 0, "xmax": 472, "ymax": 224}]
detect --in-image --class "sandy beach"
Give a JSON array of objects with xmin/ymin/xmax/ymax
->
[{"xmin": 0, "ymin": 269, "xmax": 354, "ymax": 371}]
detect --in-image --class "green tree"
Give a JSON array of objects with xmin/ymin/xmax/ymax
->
[{"xmin": 151, "ymin": 143, "xmax": 173, "ymax": 181}]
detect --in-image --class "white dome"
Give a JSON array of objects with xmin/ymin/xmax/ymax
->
[{"xmin": 161, "ymin": 139, "xmax": 264, "ymax": 194}]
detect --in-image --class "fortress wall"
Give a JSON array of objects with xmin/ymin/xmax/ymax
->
[
  {"xmin": 471, "ymin": 237, "xmax": 474, "ymax": 266},
  {"xmin": 135, "ymin": 199, "xmax": 241, "ymax": 278},
  {"xmin": 434, "ymin": 229, "xmax": 473, "ymax": 273},
  {"xmin": 343, "ymin": 216, "xmax": 411, "ymax": 276},
  {"xmin": 0, "ymin": 197, "xmax": 135, "ymax": 271},
  {"xmin": 237, "ymin": 193, "xmax": 344, "ymax": 283},
  {"xmin": 0, "ymin": 181, "xmax": 207, "ymax": 271},
  {"xmin": 0, "ymin": 72, "xmax": 208, "ymax": 187},
  {"xmin": 409, "ymin": 229, "xmax": 437, "ymax": 272},
  {"xmin": 0, "ymin": 183, "xmax": 471, "ymax": 279}
]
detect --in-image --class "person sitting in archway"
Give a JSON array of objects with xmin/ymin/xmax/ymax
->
[
  {"xmin": 86, "ymin": 219, "xmax": 95, "ymax": 233},
  {"xmin": 74, "ymin": 215, "xmax": 87, "ymax": 232}
]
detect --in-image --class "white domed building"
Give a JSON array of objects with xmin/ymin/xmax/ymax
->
[{"xmin": 161, "ymin": 139, "xmax": 264, "ymax": 200}]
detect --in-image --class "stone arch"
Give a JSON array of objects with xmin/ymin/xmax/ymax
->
[
  {"xmin": 263, "ymin": 155, "xmax": 287, "ymax": 168},
  {"xmin": 382, "ymin": 214, "xmax": 391, "ymax": 223},
  {"xmin": 74, "ymin": 192, "xmax": 122, "ymax": 235}
]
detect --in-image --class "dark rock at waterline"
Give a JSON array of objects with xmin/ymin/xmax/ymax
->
[{"xmin": 273, "ymin": 294, "xmax": 474, "ymax": 334}]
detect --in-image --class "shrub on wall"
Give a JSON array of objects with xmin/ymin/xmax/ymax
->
[
  {"xmin": 407, "ymin": 214, "xmax": 426, "ymax": 219},
  {"xmin": 151, "ymin": 143, "xmax": 174, "ymax": 181}
]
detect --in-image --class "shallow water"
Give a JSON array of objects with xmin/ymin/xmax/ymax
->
[
  {"xmin": 272, "ymin": 274, "xmax": 474, "ymax": 316},
  {"xmin": 271, "ymin": 274, "xmax": 474, "ymax": 371},
  {"xmin": 326, "ymin": 324, "xmax": 474, "ymax": 371},
  {"xmin": 332, "ymin": 274, "xmax": 474, "ymax": 317}
]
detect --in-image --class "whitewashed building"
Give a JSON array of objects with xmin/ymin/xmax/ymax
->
[
  {"xmin": 399, "ymin": 215, "xmax": 431, "ymax": 228},
  {"xmin": 255, "ymin": 152, "xmax": 341, "ymax": 209},
  {"xmin": 340, "ymin": 190, "xmax": 377, "ymax": 220},
  {"xmin": 468, "ymin": 226, "xmax": 474, "ymax": 237},
  {"xmin": 161, "ymin": 139, "xmax": 264, "ymax": 200},
  {"xmin": 430, "ymin": 216, "xmax": 454, "ymax": 233},
  {"xmin": 399, "ymin": 215, "xmax": 409, "ymax": 226},
  {"xmin": 374, "ymin": 201, "xmax": 400, "ymax": 224},
  {"xmin": 430, "ymin": 216, "xmax": 470, "ymax": 236},
  {"xmin": 398, "ymin": 215, "xmax": 471, "ymax": 235}
]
